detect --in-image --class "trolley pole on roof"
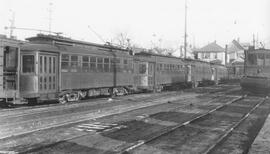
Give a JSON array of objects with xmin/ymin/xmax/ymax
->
[{"xmin": 184, "ymin": 0, "xmax": 187, "ymax": 59}]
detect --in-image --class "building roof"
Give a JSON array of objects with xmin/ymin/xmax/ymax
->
[
  {"xmin": 227, "ymin": 40, "xmax": 245, "ymax": 53},
  {"xmin": 231, "ymin": 58, "xmax": 244, "ymax": 65},
  {"xmin": 194, "ymin": 41, "xmax": 224, "ymax": 53}
]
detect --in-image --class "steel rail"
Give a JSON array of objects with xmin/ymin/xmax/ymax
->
[
  {"xmin": 12, "ymin": 93, "xmax": 234, "ymax": 153},
  {"xmin": 119, "ymin": 95, "xmax": 244, "ymax": 153},
  {"xmin": 14, "ymin": 94, "xmax": 203, "ymax": 154},
  {"xmin": 202, "ymin": 96, "xmax": 267, "ymax": 154},
  {"xmin": 0, "ymin": 93, "xmax": 192, "ymax": 140},
  {"xmin": 0, "ymin": 93, "xmax": 177, "ymax": 118}
]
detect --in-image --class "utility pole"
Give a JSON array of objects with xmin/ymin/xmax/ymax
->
[
  {"xmin": 225, "ymin": 44, "xmax": 228, "ymax": 66},
  {"xmin": 9, "ymin": 11, "xmax": 15, "ymax": 38},
  {"xmin": 48, "ymin": 2, "xmax": 53, "ymax": 34},
  {"xmin": 252, "ymin": 34, "xmax": 256, "ymax": 48},
  {"xmin": 184, "ymin": 0, "xmax": 188, "ymax": 59}
]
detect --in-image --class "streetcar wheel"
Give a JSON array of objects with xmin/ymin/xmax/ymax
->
[{"xmin": 58, "ymin": 95, "xmax": 67, "ymax": 104}]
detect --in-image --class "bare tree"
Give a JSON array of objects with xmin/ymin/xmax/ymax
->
[{"xmin": 112, "ymin": 32, "xmax": 131, "ymax": 49}]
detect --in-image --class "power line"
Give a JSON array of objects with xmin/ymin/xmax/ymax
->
[
  {"xmin": 87, "ymin": 25, "xmax": 106, "ymax": 44},
  {"xmin": 4, "ymin": 26, "xmax": 62, "ymax": 35}
]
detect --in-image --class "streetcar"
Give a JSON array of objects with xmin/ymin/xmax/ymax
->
[
  {"xmin": 0, "ymin": 34, "xmax": 228, "ymax": 104},
  {"xmin": 241, "ymin": 48, "xmax": 270, "ymax": 93}
]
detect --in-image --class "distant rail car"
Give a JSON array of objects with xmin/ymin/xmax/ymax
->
[
  {"xmin": 241, "ymin": 48, "xmax": 270, "ymax": 93},
  {"xmin": 0, "ymin": 35, "xmax": 21, "ymax": 104},
  {"xmin": 0, "ymin": 34, "xmax": 228, "ymax": 104}
]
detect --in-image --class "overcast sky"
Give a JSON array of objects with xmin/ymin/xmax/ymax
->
[{"xmin": 0, "ymin": 0, "xmax": 269, "ymax": 49}]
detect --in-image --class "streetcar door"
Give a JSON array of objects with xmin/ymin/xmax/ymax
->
[
  {"xmin": 20, "ymin": 52, "xmax": 38, "ymax": 95},
  {"xmin": 138, "ymin": 62, "xmax": 148, "ymax": 87},
  {"xmin": 38, "ymin": 53, "xmax": 58, "ymax": 95},
  {"xmin": 148, "ymin": 62, "xmax": 154, "ymax": 87}
]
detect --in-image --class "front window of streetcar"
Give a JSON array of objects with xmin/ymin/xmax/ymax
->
[
  {"xmin": 139, "ymin": 64, "xmax": 147, "ymax": 74},
  {"xmin": 22, "ymin": 55, "xmax": 35, "ymax": 73}
]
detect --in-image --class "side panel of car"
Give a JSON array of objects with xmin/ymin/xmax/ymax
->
[{"xmin": 0, "ymin": 38, "xmax": 21, "ymax": 103}]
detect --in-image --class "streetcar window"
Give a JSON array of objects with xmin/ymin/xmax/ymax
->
[
  {"xmin": 115, "ymin": 58, "xmax": 121, "ymax": 72},
  {"xmin": 82, "ymin": 56, "xmax": 89, "ymax": 72},
  {"xmin": 61, "ymin": 54, "xmax": 69, "ymax": 72},
  {"xmin": 22, "ymin": 55, "xmax": 35, "ymax": 73},
  {"xmin": 110, "ymin": 58, "xmax": 115, "ymax": 72},
  {"xmin": 62, "ymin": 54, "xmax": 69, "ymax": 61},
  {"xmin": 170, "ymin": 64, "xmax": 173, "ymax": 71},
  {"xmin": 40, "ymin": 56, "xmax": 43, "ymax": 73},
  {"xmin": 159, "ymin": 64, "xmax": 163, "ymax": 71},
  {"xmin": 115, "ymin": 58, "xmax": 121, "ymax": 64},
  {"xmin": 90, "ymin": 57, "xmax": 96, "ymax": 62},
  {"xmin": 61, "ymin": 62, "xmax": 69, "ymax": 71},
  {"xmin": 258, "ymin": 54, "xmax": 264, "ymax": 66},
  {"xmin": 82, "ymin": 56, "xmax": 89, "ymax": 62},
  {"xmin": 82, "ymin": 62, "xmax": 89, "ymax": 71},
  {"xmin": 4, "ymin": 46, "xmax": 18, "ymax": 69},
  {"xmin": 71, "ymin": 55, "xmax": 78, "ymax": 61},
  {"xmin": 53, "ymin": 76, "xmax": 56, "ymax": 89},
  {"xmin": 44, "ymin": 77, "xmax": 47, "ymax": 90},
  {"xmin": 53, "ymin": 57, "xmax": 56, "ymax": 73},
  {"xmin": 123, "ymin": 59, "xmax": 128, "ymax": 72},
  {"xmin": 49, "ymin": 57, "xmax": 52, "ymax": 73},
  {"xmin": 248, "ymin": 54, "xmax": 257, "ymax": 65},
  {"xmin": 70, "ymin": 55, "xmax": 78, "ymax": 72},
  {"xmin": 123, "ymin": 59, "xmax": 128, "ymax": 64},
  {"xmin": 265, "ymin": 54, "xmax": 270, "ymax": 66},
  {"xmin": 49, "ymin": 76, "xmax": 52, "ymax": 89},
  {"xmin": 128, "ymin": 60, "xmax": 133, "ymax": 73},
  {"xmin": 97, "ymin": 57, "xmax": 103, "ymax": 63},
  {"xmin": 157, "ymin": 63, "xmax": 160, "ymax": 71},
  {"xmin": 97, "ymin": 57, "xmax": 103, "ymax": 72},
  {"xmin": 39, "ymin": 77, "xmax": 42, "ymax": 90},
  {"xmin": 104, "ymin": 58, "xmax": 110, "ymax": 72},
  {"xmin": 139, "ymin": 64, "xmax": 146, "ymax": 74},
  {"xmin": 90, "ymin": 57, "xmax": 96, "ymax": 71},
  {"xmin": 149, "ymin": 64, "xmax": 153, "ymax": 74},
  {"xmin": 104, "ymin": 58, "xmax": 110, "ymax": 63},
  {"xmin": 44, "ymin": 56, "xmax": 47, "ymax": 73}
]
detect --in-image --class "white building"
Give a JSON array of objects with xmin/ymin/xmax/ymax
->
[
  {"xmin": 227, "ymin": 40, "xmax": 245, "ymax": 63},
  {"xmin": 193, "ymin": 41, "xmax": 225, "ymax": 65}
]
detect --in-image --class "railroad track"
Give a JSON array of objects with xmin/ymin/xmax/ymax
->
[
  {"xmin": 120, "ymin": 95, "xmax": 268, "ymax": 154},
  {"xmin": 0, "ymin": 91, "xmax": 176, "ymax": 114},
  {"xmin": 0, "ymin": 91, "xmax": 197, "ymax": 140},
  {"xmin": 0, "ymin": 90, "xmax": 239, "ymax": 153},
  {"xmin": 5, "ymin": 95, "xmax": 240, "ymax": 153},
  {"xmin": 118, "ymin": 95, "xmax": 245, "ymax": 153},
  {"xmin": 0, "ymin": 90, "xmax": 192, "ymax": 119},
  {"xmin": 0, "ymin": 83, "xmax": 238, "ymax": 112},
  {"xmin": 0, "ymin": 85, "xmax": 243, "ymax": 153},
  {"xmin": 0, "ymin": 85, "xmax": 238, "ymax": 134}
]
